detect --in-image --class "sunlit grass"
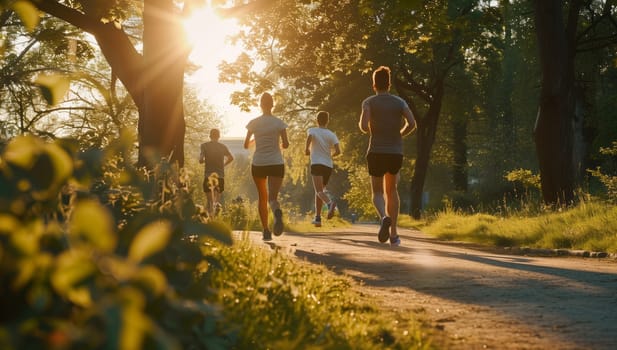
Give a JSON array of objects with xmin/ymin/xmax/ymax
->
[
  {"xmin": 286, "ymin": 215, "xmax": 351, "ymax": 233},
  {"xmin": 202, "ymin": 237, "xmax": 434, "ymax": 349},
  {"xmin": 397, "ymin": 214, "xmax": 427, "ymax": 231},
  {"xmin": 404, "ymin": 201, "xmax": 617, "ymax": 253}
]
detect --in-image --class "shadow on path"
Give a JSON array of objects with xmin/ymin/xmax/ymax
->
[{"xmin": 282, "ymin": 226, "xmax": 617, "ymax": 349}]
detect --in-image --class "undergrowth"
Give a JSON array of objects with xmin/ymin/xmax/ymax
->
[
  {"xmin": 0, "ymin": 135, "xmax": 434, "ymax": 349},
  {"xmin": 202, "ymin": 236, "xmax": 432, "ymax": 349},
  {"xmin": 407, "ymin": 201, "xmax": 617, "ymax": 253}
]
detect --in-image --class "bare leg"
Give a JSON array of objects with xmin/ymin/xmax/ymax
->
[
  {"xmin": 213, "ymin": 189, "xmax": 221, "ymax": 206},
  {"xmin": 370, "ymin": 176, "xmax": 386, "ymax": 219},
  {"xmin": 267, "ymin": 176, "xmax": 283, "ymax": 213},
  {"xmin": 312, "ymin": 175, "xmax": 329, "ymax": 216},
  {"xmin": 384, "ymin": 172, "xmax": 400, "ymax": 237},
  {"xmin": 213, "ymin": 188, "xmax": 222, "ymax": 214},
  {"xmin": 253, "ymin": 176, "xmax": 269, "ymax": 231},
  {"xmin": 268, "ymin": 176, "xmax": 285, "ymax": 235},
  {"xmin": 206, "ymin": 191, "xmax": 214, "ymax": 216}
]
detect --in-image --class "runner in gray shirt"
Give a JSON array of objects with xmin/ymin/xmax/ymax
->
[
  {"xmin": 200, "ymin": 128, "xmax": 233, "ymax": 217},
  {"xmin": 359, "ymin": 66, "xmax": 416, "ymax": 246}
]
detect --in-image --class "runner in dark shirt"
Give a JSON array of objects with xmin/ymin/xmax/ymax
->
[{"xmin": 199, "ymin": 128, "xmax": 233, "ymax": 216}]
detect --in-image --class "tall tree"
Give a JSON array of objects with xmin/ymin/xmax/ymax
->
[
  {"xmin": 30, "ymin": 0, "xmax": 192, "ymax": 167},
  {"xmin": 1, "ymin": 8, "xmax": 101, "ymax": 139},
  {"xmin": 219, "ymin": 0, "xmax": 498, "ymax": 218},
  {"xmin": 375, "ymin": 1, "xmax": 495, "ymax": 218},
  {"xmin": 533, "ymin": 0, "xmax": 617, "ymax": 206},
  {"xmin": 533, "ymin": 0, "xmax": 581, "ymax": 206}
]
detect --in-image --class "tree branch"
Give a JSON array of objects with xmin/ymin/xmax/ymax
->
[
  {"xmin": 394, "ymin": 69, "xmax": 432, "ymax": 102},
  {"xmin": 32, "ymin": 0, "xmax": 144, "ymax": 105}
]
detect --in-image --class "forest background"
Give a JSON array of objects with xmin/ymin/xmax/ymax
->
[
  {"xmin": 2, "ymin": 0, "xmax": 617, "ymax": 220},
  {"xmin": 2, "ymin": 1, "xmax": 617, "ymax": 348}
]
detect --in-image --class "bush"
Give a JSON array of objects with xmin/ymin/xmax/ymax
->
[
  {"xmin": 0, "ymin": 135, "xmax": 233, "ymax": 349},
  {"xmin": 588, "ymin": 141, "xmax": 617, "ymax": 203}
]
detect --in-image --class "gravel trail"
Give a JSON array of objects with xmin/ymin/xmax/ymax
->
[{"xmin": 244, "ymin": 224, "xmax": 617, "ymax": 349}]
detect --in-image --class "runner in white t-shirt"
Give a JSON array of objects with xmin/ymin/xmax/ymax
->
[
  {"xmin": 305, "ymin": 111, "xmax": 341, "ymax": 227},
  {"xmin": 244, "ymin": 92, "xmax": 289, "ymax": 241}
]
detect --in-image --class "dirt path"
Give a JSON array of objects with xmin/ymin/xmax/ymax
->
[{"xmin": 245, "ymin": 224, "xmax": 617, "ymax": 349}]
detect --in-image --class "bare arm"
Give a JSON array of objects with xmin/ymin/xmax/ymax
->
[
  {"xmin": 400, "ymin": 107, "xmax": 417, "ymax": 136},
  {"xmin": 359, "ymin": 102, "xmax": 371, "ymax": 133},
  {"xmin": 332, "ymin": 143, "xmax": 341, "ymax": 157},
  {"xmin": 243, "ymin": 130, "xmax": 254, "ymax": 149},
  {"xmin": 224, "ymin": 148, "xmax": 234, "ymax": 166},
  {"xmin": 199, "ymin": 144, "xmax": 205, "ymax": 163},
  {"xmin": 280, "ymin": 129, "xmax": 290, "ymax": 149},
  {"xmin": 305, "ymin": 134, "xmax": 313, "ymax": 155}
]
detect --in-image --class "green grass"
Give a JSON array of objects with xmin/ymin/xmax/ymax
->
[
  {"xmin": 401, "ymin": 201, "xmax": 617, "ymax": 253},
  {"xmin": 286, "ymin": 216, "xmax": 351, "ymax": 233},
  {"xmin": 201, "ymin": 236, "xmax": 434, "ymax": 349}
]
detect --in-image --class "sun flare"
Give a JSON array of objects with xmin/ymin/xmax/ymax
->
[
  {"xmin": 183, "ymin": 5, "xmax": 242, "ymax": 72},
  {"xmin": 183, "ymin": 5, "xmax": 248, "ymax": 137}
]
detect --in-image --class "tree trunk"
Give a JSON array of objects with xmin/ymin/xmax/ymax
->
[
  {"xmin": 409, "ymin": 83, "xmax": 444, "ymax": 219},
  {"xmin": 452, "ymin": 117, "xmax": 468, "ymax": 192},
  {"xmin": 141, "ymin": 0, "xmax": 187, "ymax": 167},
  {"xmin": 533, "ymin": 0, "xmax": 581, "ymax": 206}
]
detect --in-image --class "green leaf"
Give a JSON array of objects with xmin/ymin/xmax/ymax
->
[
  {"xmin": 69, "ymin": 200, "xmax": 117, "ymax": 252},
  {"xmin": 0, "ymin": 214, "xmax": 19, "ymax": 235},
  {"xmin": 42, "ymin": 142, "xmax": 73, "ymax": 186},
  {"xmin": 2, "ymin": 135, "xmax": 42, "ymax": 169},
  {"xmin": 51, "ymin": 250, "xmax": 96, "ymax": 306},
  {"xmin": 31, "ymin": 142, "xmax": 73, "ymax": 200},
  {"xmin": 12, "ymin": 0, "xmax": 40, "ymax": 32},
  {"xmin": 10, "ymin": 219, "xmax": 43, "ymax": 257},
  {"xmin": 133, "ymin": 266, "xmax": 167, "ymax": 297},
  {"xmin": 128, "ymin": 221, "xmax": 172, "ymax": 262},
  {"xmin": 34, "ymin": 73, "xmax": 70, "ymax": 105}
]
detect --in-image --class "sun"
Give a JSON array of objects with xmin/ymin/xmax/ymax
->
[
  {"xmin": 183, "ymin": 4, "xmax": 250, "ymax": 138},
  {"xmin": 183, "ymin": 5, "xmax": 242, "ymax": 77}
]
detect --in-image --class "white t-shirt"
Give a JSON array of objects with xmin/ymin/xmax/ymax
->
[
  {"xmin": 246, "ymin": 115, "xmax": 288, "ymax": 166},
  {"xmin": 307, "ymin": 127, "xmax": 339, "ymax": 168}
]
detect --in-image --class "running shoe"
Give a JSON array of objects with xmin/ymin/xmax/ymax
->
[
  {"xmin": 263, "ymin": 229, "xmax": 272, "ymax": 241},
  {"xmin": 326, "ymin": 201, "xmax": 337, "ymax": 219},
  {"xmin": 312, "ymin": 216, "xmax": 322, "ymax": 227},
  {"xmin": 273, "ymin": 209, "xmax": 284, "ymax": 236},
  {"xmin": 390, "ymin": 235, "xmax": 401, "ymax": 246},
  {"xmin": 378, "ymin": 216, "xmax": 391, "ymax": 243}
]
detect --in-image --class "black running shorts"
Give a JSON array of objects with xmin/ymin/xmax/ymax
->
[
  {"xmin": 310, "ymin": 164, "xmax": 333, "ymax": 186},
  {"xmin": 366, "ymin": 153, "xmax": 403, "ymax": 177},
  {"xmin": 251, "ymin": 164, "xmax": 285, "ymax": 178}
]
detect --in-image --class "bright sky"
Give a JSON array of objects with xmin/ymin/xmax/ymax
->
[{"xmin": 183, "ymin": 4, "xmax": 253, "ymax": 138}]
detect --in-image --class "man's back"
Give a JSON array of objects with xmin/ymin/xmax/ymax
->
[
  {"xmin": 363, "ymin": 93, "xmax": 407, "ymax": 155},
  {"xmin": 201, "ymin": 141, "xmax": 228, "ymax": 176}
]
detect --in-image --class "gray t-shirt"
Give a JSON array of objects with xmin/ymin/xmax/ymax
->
[
  {"xmin": 200, "ymin": 141, "xmax": 230, "ymax": 177},
  {"xmin": 362, "ymin": 93, "xmax": 409, "ymax": 155},
  {"xmin": 246, "ymin": 115, "xmax": 288, "ymax": 166}
]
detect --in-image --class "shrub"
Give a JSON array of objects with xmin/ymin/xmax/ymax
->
[
  {"xmin": 0, "ymin": 135, "xmax": 233, "ymax": 349},
  {"xmin": 588, "ymin": 141, "xmax": 617, "ymax": 203}
]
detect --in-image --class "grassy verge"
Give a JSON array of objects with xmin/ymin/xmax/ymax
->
[
  {"xmin": 286, "ymin": 216, "xmax": 351, "ymax": 233},
  {"xmin": 201, "ymin": 236, "xmax": 434, "ymax": 349},
  {"xmin": 399, "ymin": 202, "xmax": 617, "ymax": 253}
]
